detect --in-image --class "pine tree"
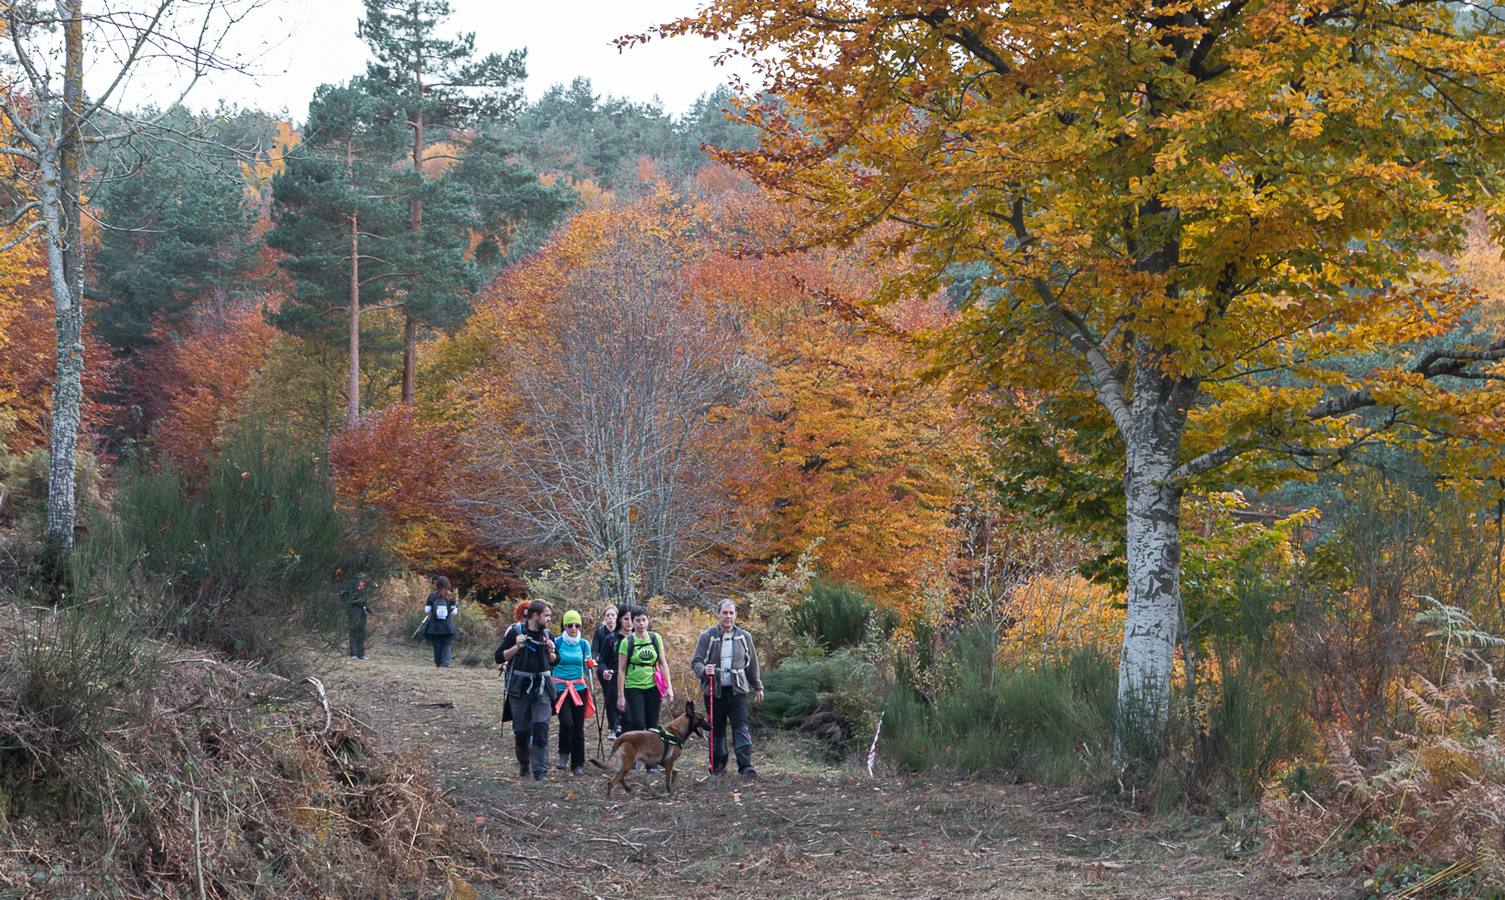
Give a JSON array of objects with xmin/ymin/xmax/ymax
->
[
  {"xmin": 91, "ymin": 108, "xmax": 277, "ymax": 361},
  {"xmin": 357, "ymin": 0, "xmax": 527, "ymax": 403},
  {"xmin": 266, "ymin": 80, "xmax": 406, "ymax": 428}
]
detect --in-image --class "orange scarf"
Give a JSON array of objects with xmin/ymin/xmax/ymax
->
[{"xmin": 552, "ymin": 677, "xmax": 595, "ymax": 718}]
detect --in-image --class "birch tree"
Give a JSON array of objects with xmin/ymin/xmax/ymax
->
[{"xmin": 0, "ymin": 0, "xmax": 259, "ymax": 562}]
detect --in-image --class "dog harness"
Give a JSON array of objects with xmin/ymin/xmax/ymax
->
[{"xmin": 647, "ymin": 724, "xmax": 683, "ymax": 755}]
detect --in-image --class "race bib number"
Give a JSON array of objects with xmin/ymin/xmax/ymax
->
[{"xmin": 434, "ymin": 605, "xmax": 448, "ymax": 620}]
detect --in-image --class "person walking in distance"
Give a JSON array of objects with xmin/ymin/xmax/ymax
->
[
  {"xmin": 343, "ymin": 571, "xmax": 371, "ymax": 660},
  {"xmin": 592, "ymin": 604, "xmax": 623, "ymax": 737},
  {"xmin": 551, "ymin": 610, "xmax": 594, "ymax": 775},
  {"xmin": 617, "ymin": 607, "xmax": 674, "ymax": 732},
  {"xmin": 496, "ymin": 600, "xmax": 558, "ymax": 780},
  {"xmin": 423, "ymin": 576, "xmax": 458, "ymax": 668},
  {"xmin": 691, "ymin": 599, "xmax": 765, "ymax": 778}
]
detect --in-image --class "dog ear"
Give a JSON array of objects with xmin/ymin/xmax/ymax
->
[{"xmin": 686, "ymin": 699, "xmax": 695, "ymax": 716}]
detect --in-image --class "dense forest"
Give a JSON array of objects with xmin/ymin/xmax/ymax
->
[{"xmin": 4, "ymin": 0, "xmax": 1505, "ymax": 895}]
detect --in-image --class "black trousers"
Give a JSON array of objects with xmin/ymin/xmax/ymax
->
[
  {"xmin": 623, "ymin": 686, "xmax": 661, "ymax": 732},
  {"xmin": 429, "ymin": 634, "xmax": 453, "ymax": 667},
  {"xmin": 705, "ymin": 686, "xmax": 753, "ymax": 772},
  {"xmin": 598, "ymin": 674, "xmax": 620, "ymax": 734},
  {"xmin": 556, "ymin": 695, "xmax": 587, "ymax": 769},
  {"xmin": 347, "ymin": 608, "xmax": 367, "ymax": 658}
]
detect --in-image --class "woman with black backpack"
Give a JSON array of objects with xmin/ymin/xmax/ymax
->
[
  {"xmin": 422, "ymin": 576, "xmax": 458, "ymax": 668},
  {"xmin": 615, "ymin": 606, "xmax": 674, "ymax": 732},
  {"xmin": 592, "ymin": 604, "xmax": 625, "ymax": 737}
]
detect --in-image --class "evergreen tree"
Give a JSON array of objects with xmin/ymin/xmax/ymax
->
[
  {"xmin": 357, "ymin": 0, "xmax": 527, "ymax": 403},
  {"xmin": 267, "ymin": 80, "xmax": 407, "ymax": 428},
  {"xmin": 92, "ymin": 107, "xmax": 270, "ymax": 353}
]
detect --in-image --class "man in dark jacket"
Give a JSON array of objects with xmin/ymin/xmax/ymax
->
[
  {"xmin": 496, "ymin": 600, "xmax": 558, "ymax": 780},
  {"xmin": 343, "ymin": 572, "xmax": 370, "ymax": 660},
  {"xmin": 690, "ymin": 599, "xmax": 765, "ymax": 778}
]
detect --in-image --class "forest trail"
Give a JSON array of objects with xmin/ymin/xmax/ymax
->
[{"xmin": 320, "ymin": 645, "xmax": 1354, "ymax": 899}]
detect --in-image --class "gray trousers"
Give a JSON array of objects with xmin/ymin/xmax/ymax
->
[{"xmin": 509, "ymin": 693, "xmax": 552, "ymax": 774}]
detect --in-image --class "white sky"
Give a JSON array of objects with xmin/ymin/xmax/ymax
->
[{"xmin": 174, "ymin": 0, "xmax": 755, "ymax": 121}]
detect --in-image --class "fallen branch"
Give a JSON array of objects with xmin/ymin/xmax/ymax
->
[{"xmin": 304, "ymin": 677, "xmax": 332, "ymax": 735}]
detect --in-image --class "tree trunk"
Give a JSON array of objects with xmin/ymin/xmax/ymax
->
[
  {"xmin": 401, "ymin": 62, "xmax": 424, "ymax": 406},
  {"xmin": 43, "ymin": 0, "xmax": 86, "ymax": 562},
  {"xmin": 401, "ymin": 314, "xmax": 417, "ymax": 404},
  {"xmin": 347, "ymin": 212, "xmax": 360, "ymax": 428},
  {"xmin": 1115, "ymin": 385, "xmax": 1189, "ymax": 752}
]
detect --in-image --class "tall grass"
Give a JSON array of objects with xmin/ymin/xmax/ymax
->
[
  {"xmin": 884, "ymin": 636, "xmax": 1117, "ymax": 784},
  {"xmin": 883, "ymin": 626, "xmax": 1305, "ymax": 804}
]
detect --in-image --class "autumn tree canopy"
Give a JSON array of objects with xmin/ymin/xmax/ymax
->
[{"xmin": 659, "ymin": 0, "xmax": 1505, "ymax": 734}]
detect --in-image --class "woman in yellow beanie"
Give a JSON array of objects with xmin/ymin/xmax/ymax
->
[{"xmin": 550, "ymin": 609, "xmax": 595, "ymax": 775}]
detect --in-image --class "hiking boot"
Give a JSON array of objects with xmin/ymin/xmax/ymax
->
[
  {"xmin": 555, "ymin": 752, "xmax": 568, "ymax": 770},
  {"xmin": 571, "ymin": 766, "xmax": 585, "ymax": 777},
  {"xmin": 533, "ymin": 769, "xmax": 548, "ymax": 782},
  {"xmin": 739, "ymin": 767, "xmax": 758, "ymax": 779},
  {"xmin": 518, "ymin": 764, "xmax": 531, "ymax": 779}
]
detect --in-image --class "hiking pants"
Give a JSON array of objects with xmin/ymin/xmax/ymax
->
[
  {"xmin": 556, "ymin": 695, "xmax": 587, "ymax": 770},
  {"xmin": 706, "ymin": 686, "xmax": 753, "ymax": 773},
  {"xmin": 430, "ymin": 635, "xmax": 453, "ymax": 668},
  {"xmin": 347, "ymin": 608, "xmax": 367, "ymax": 658},
  {"xmin": 623, "ymin": 686, "xmax": 661, "ymax": 733},
  {"xmin": 509, "ymin": 693, "xmax": 552, "ymax": 775}
]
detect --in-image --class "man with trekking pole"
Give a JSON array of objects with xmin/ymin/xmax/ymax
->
[{"xmin": 690, "ymin": 599, "xmax": 764, "ymax": 778}]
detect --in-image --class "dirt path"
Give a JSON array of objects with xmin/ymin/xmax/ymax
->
[{"xmin": 318, "ymin": 643, "xmax": 1356, "ymax": 899}]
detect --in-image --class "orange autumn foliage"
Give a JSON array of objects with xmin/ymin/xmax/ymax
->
[
  {"xmin": 147, "ymin": 305, "xmax": 277, "ymax": 470},
  {"xmin": 329, "ymin": 406, "xmax": 520, "ymax": 595},
  {"xmin": 687, "ymin": 199, "xmax": 979, "ymax": 605},
  {"xmin": 0, "ymin": 243, "xmax": 116, "ymax": 455}
]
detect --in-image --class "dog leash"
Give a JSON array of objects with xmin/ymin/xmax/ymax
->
[{"xmin": 707, "ymin": 670, "xmax": 715, "ymax": 774}]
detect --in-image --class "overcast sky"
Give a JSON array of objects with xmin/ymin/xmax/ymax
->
[{"xmin": 169, "ymin": 0, "xmax": 754, "ymax": 121}]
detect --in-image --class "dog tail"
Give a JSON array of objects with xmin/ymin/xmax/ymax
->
[{"xmin": 587, "ymin": 735, "xmax": 625, "ymax": 771}]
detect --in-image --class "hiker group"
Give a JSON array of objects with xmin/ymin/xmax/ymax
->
[
  {"xmin": 495, "ymin": 596, "xmax": 765, "ymax": 783},
  {"xmin": 342, "ymin": 573, "xmax": 766, "ymax": 785}
]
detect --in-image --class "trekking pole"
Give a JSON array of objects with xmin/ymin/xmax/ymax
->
[
  {"xmin": 594, "ymin": 678, "xmax": 605, "ymax": 759},
  {"xmin": 707, "ymin": 670, "xmax": 716, "ymax": 774}
]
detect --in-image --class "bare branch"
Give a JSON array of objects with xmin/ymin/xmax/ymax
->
[{"xmin": 0, "ymin": 220, "xmax": 44, "ymax": 252}]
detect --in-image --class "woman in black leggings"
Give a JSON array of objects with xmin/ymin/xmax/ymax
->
[{"xmin": 615, "ymin": 607, "xmax": 673, "ymax": 731}]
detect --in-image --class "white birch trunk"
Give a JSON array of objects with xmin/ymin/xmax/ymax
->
[
  {"xmin": 40, "ymin": 152, "xmax": 83, "ymax": 556},
  {"xmin": 1118, "ymin": 447, "xmax": 1183, "ymax": 733}
]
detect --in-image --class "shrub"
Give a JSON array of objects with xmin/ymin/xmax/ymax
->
[
  {"xmin": 0, "ymin": 598, "xmax": 495, "ymax": 895},
  {"xmin": 790, "ymin": 578, "xmax": 896, "ymax": 651},
  {"xmin": 759, "ymin": 650, "xmax": 880, "ymax": 759},
  {"xmin": 1263, "ymin": 600, "xmax": 1505, "ymax": 889},
  {"xmin": 0, "ymin": 602, "xmax": 162, "ymax": 820},
  {"xmin": 100, "ymin": 423, "xmax": 386, "ymax": 668}
]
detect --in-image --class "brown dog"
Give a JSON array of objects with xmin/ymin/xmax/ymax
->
[{"xmin": 590, "ymin": 701, "xmax": 707, "ymax": 798}]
